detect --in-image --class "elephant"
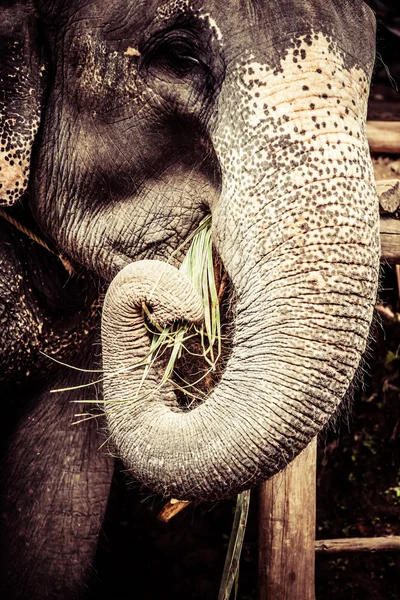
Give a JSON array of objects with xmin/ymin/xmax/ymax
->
[{"xmin": 0, "ymin": 0, "xmax": 380, "ymax": 598}]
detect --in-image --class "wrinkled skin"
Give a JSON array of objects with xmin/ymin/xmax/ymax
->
[{"xmin": 0, "ymin": 0, "xmax": 379, "ymax": 598}]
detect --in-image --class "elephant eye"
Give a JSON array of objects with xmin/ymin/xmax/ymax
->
[
  {"xmin": 145, "ymin": 33, "xmax": 202, "ymax": 77},
  {"xmin": 155, "ymin": 41, "xmax": 200, "ymax": 74}
]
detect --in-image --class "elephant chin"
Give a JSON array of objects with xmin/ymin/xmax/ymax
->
[{"xmin": 101, "ymin": 34, "xmax": 380, "ymax": 502}]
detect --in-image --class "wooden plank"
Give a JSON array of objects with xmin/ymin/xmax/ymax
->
[
  {"xmin": 376, "ymin": 179, "xmax": 400, "ymax": 213},
  {"xmin": 258, "ymin": 438, "xmax": 317, "ymax": 600},
  {"xmin": 380, "ymin": 217, "xmax": 400, "ymax": 263},
  {"xmin": 367, "ymin": 121, "xmax": 400, "ymax": 154},
  {"xmin": 315, "ymin": 537, "xmax": 400, "ymax": 554}
]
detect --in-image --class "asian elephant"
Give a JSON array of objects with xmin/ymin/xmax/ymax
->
[{"xmin": 0, "ymin": 0, "xmax": 380, "ymax": 598}]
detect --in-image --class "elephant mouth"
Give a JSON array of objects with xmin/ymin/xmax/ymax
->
[{"xmin": 150, "ymin": 252, "xmax": 235, "ymax": 410}]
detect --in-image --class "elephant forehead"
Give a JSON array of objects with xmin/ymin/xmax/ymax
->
[
  {"xmin": 60, "ymin": 1, "xmax": 374, "ymax": 88},
  {"xmin": 155, "ymin": 0, "xmax": 223, "ymax": 39},
  {"xmin": 153, "ymin": 0, "xmax": 375, "ymax": 67},
  {"xmin": 208, "ymin": 29, "xmax": 379, "ymax": 286},
  {"xmin": 212, "ymin": 32, "xmax": 373, "ymax": 178}
]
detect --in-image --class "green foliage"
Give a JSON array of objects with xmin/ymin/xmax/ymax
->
[
  {"xmin": 384, "ymin": 482, "xmax": 400, "ymax": 506},
  {"xmin": 142, "ymin": 214, "xmax": 221, "ymax": 406},
  {"xmin": 385, "ymin": 350, "xmax": 400, "ymax": 366}
]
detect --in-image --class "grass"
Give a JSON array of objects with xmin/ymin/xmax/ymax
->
[
  {"xmin": 139, "ymin": 213, "xmax": 222, "ymax": 407},
  {"xmin": 218, "ymin": 490, "xmax": 251, "ymax": 600}
]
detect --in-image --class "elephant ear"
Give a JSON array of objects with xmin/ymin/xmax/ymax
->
[{"xmin": 0, "ymin": 1, "xmax": 46, "ymax": 207}]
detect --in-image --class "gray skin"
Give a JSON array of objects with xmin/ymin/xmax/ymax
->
[{"xmin": 0, "ymin": 0, "xmax": 379, "ymax": 598}]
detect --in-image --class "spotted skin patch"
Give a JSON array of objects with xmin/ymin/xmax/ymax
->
[
  {"xmin": 211, "ymin": 31, "xmax": 379, "ymax": 412},
  {"xmin": 0, "ymin": 224, "xmax": 100, "ymax": 383},
  {"xmin": 0, "ymin": 14, "xmax": 45, "ymax": 207}
]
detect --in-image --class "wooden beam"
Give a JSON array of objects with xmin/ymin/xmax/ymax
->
[
  {"xmin": 376, "ymin": 179, "xmax": 400, "ymax": 214},
  {"xmin": 380, "ymin": 217, "xmax": 400, "ymax": 263},
  {"xmin": 367, "ymin": 121, "xmax": 400, "ymax": 154},
  {"xmin": 315, "ymin": 537, "xmax": 400, "ymax": 554},
  {"xmin": 258, "ymin": 438, "xmax": 317, "ymax": 600}
]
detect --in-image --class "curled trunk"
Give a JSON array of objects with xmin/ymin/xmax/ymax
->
[{"xmin": 102, "ymin": 33, "xmax": 380, "ymax": 501}]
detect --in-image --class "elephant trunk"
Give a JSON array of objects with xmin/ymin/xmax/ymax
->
[{"xmin": 102, "ymin": 36, "xmax": 380, "ymax": 501}]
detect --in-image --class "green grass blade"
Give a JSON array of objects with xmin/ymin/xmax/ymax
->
[{"xmin": 217, "ymin": 490, "xmax": 251, "ymax": 600}]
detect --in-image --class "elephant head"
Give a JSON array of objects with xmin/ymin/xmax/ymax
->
[{"xmin": 1, "ymin": 0, "xmax": 380, "ymax": 501}]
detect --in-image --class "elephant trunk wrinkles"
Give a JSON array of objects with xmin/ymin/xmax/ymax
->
[{"xmin": 102, "ymin": 42, "xmax": 380, "ymax": 501}]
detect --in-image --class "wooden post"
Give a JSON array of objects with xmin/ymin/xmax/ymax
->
[
  {"xmin": 380, "ymin": 218, "xmax": 400, "ymax": 263},
  {"xmin": 258, "ymin": 438, "xmax": 317, "ymax": 600},
  {"xmin": 367, "ymin": 121, "xmax": 400, "ymax": 154}
]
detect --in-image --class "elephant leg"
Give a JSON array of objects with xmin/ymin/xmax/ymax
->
[{"xmin": 0, "ymin": 382, "xmax": 114, "ymax": 600}]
